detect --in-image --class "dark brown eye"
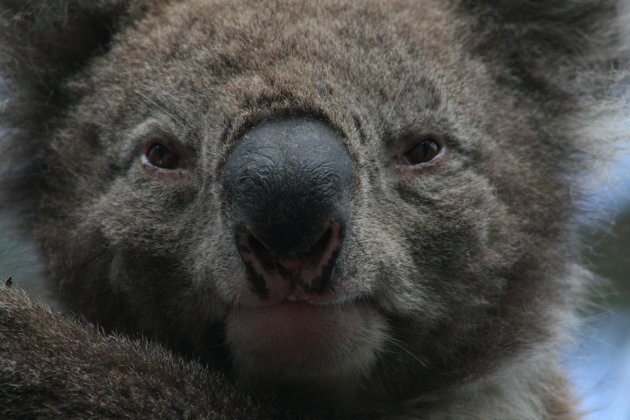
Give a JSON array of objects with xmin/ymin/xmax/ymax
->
[
  {"xmin": 404, "ymin": 138, "xmax": 442, "ymax": 165},
  {"xmin": 146, "ymin": 143, "xmax": 179, "ymax": 169}
]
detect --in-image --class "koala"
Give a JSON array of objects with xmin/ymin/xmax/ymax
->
[{"xmin": 0, "ymin": 0, "xmax": 628, "ymax": 418}]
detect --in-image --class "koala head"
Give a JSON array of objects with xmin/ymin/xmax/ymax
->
[{"xmin": 1, "ymin": 0, "xmax": 627, "ymax": 415}]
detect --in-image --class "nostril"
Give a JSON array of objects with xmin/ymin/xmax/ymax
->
[
  {"xmin": 312, "ymin": 226, "xmax": 334, "ymax": 261},
  {"xmin": 247, "ymin": 234, "xmax": 275, "ymax": 272},
  {"xmin": 238, "ymin": 222, "xmax": 343, "ymax": 296}
]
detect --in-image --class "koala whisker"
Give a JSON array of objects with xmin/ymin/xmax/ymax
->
[
  {"xmin": 383, "ymin": 335, "xmax": 428, "ymax": 370},
  {"xmin": 133, "ymin": 89, "xmax": 190, "ymax": 130}
]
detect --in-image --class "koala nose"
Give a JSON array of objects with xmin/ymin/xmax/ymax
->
[{"xmin": 222, "ymin": 116, "xmax": 353, "ymax": 298}]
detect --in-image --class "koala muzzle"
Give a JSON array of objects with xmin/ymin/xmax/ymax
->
[{"xmin": 222, "ymin": 116, "xmax": 353, "ymax": 297}]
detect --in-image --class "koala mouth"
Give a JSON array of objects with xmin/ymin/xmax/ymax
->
[
  {"xmin": 226, "ymin": 222, "xmax": 387, "ymax": 382},
  {"xmin": 225, "ymin": 297, "xmax": 385, "ymax": 391}
]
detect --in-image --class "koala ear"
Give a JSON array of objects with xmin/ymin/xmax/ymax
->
[
  {"xmin": 0, "ymin": 0, "xmax": 133, "ymax": 108},
  {"xmin": 0, "ymin": 0, "xmax": 134, "ymax": 228},
  {"xmin": 464, "ymin": 0, "xmax": 629, "ymax": 94}
]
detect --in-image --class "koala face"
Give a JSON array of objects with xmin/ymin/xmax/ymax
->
[
  {"xmin": 44, "ymin": 0, "xmax": 552, "ymax": 404},
  {"xmin": 1, "ymin": 0, "xmax": 626, "ymax": 415}
]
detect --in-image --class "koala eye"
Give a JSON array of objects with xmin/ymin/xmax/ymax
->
[
  {"xmin": 144, "ymin": 143, "xmax": 180, "ymax": 170},
  {"xmin": 403, "ymin": 137, "xmax": 442, "ymax": 165}
]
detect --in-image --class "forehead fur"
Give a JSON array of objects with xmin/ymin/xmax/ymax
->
[{"xmin": 85, "ymin": 0, "xmax": 474, "ymax": 129}]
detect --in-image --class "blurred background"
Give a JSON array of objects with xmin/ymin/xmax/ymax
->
[{"xmin": 564, "ymin": 147, "xmax": 630, "ymax": 420}]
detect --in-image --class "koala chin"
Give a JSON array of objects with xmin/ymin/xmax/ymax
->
[
  {"xmin": 0, "ymin": 0, "xmax": 628, "ymax": 418},
  {"xmin": 226, "ymin": 301, "xmax": 387, "ymax": 405}
]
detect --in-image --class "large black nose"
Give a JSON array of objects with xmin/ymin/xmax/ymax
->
[{"xmin": 222, "ymin": 116, "xmax": 353, "ymax": 296}]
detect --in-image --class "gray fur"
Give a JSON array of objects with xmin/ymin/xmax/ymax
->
[
  {"xmin": 0, "ymin": 0, "xmax": 628, "ymax": 418},
  {"xmin": 0, "ymin": 284, "xmax": 300, "ymax": 419}
]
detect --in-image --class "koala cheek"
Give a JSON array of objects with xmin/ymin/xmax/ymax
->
[{"xmin": 192, "ymin": 231, "xmax": 250, "ymax": 304}]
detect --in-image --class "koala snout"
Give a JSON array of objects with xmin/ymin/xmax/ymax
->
[{"xmin": 222, "ymin": 116, "xmax": 353, "ymax": 298}]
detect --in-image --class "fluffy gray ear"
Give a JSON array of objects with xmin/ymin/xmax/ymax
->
[
  {"xmin": 463, "ymin": 0, "xmax": 629, "ymax": 95},
  {"xmin": 0, "ymin": 0, "xmax": 133, "ymax": 115},
  {"xmin": 0, "ymin": 0, "xmax": 134, "ymax": 227}
]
